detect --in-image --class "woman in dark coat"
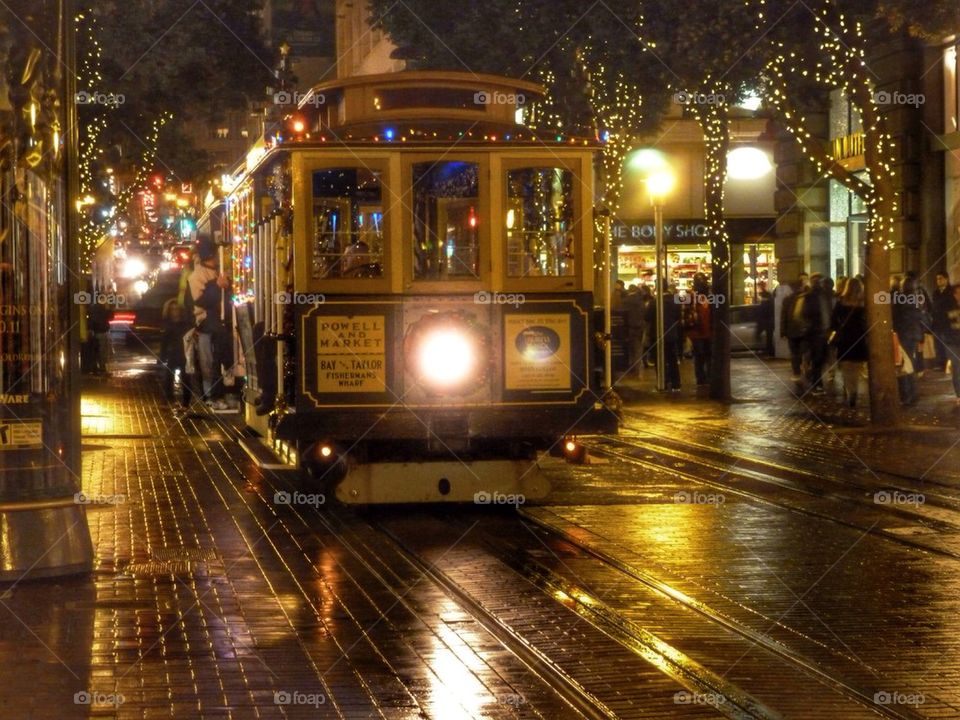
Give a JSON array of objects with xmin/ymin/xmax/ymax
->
[
  {"xmin": 892, "ymin": 276, "xmax": 925, "ymax": 405},
  {"xmin": 830, "ymin": 277, "xmax": 868, "ymax": 407}
]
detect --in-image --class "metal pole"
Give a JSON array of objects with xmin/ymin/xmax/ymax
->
[
  {"xmin": 602, "ymin": 210, "xmax": 612, "ymax": 392},
  {"xmin": 654, "ymin": 203, "xmax": 666, "ymax": 391}
]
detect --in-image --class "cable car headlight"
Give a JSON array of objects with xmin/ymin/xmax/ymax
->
[
  {"xmin": 419, "ymin": 330, "xmax": 475, "ymax": 386},
  {"xmin": 404, "ymin": 311, "xmax": 489, "ymax": 394}
]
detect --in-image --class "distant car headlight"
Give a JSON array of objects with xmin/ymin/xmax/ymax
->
[
  {"xmin": 121, "ymin": 258, "xmax": 146, "ymax": 278},
  {"xmin": 404, "ymin": 311, "xmax": 488, "ymax": 394},
  {"xmin": 133, "ymin": 280, "xmax": 149, "ymax": 295}
]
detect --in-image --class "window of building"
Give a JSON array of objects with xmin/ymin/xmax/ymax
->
[
  {"xmin": 411, "ymin": 161, "xmax": 480, "ymax": 280},
  {"xmin": 505, "ymin": 167, "xmax": 575, "ymax": 278},
  {"xmin": 945, "ymin": 43, "xmax": 958, "ymax": 134},
  {"xmin": 311, "ymin": 168, "xmax": 384, "ymax": 280},
  {"xmin": 215, "ymin": 127, "xmax": 229, "ymax": 139}
]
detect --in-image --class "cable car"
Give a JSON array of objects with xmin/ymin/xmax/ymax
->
[{"xmin": 224, "ymin": 71, "xmax": 618, "ymax": 503}]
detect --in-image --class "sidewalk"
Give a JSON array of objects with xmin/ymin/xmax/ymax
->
[{"xmin": 613, "ymin": 354, "xmax": 960, "ymax": 485}]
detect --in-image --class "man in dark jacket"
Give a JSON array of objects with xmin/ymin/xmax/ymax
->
[
  {"xmin": 660, "ymin": 286, "xmax": 682, "ymax": 391},
  {"xmin": 781, "ymin": 277, "xmax": 811, "ymax": 387},
  {"xmin": 88, "ymin": 297, "xmax": 112, "ymax": 376},
  {"xmin": 931, "ymin": 272, "xmax": 952, "ymax": 370},
  {"xmin": 804, "ymin": 273, "xmax": 832, "ymax": 393},
  {"xmin": 622, "ymin": 285, "xmax": 647, "ymax": 376}
]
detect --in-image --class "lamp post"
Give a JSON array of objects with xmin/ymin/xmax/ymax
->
[{"xmin": 647, "ymin": 171, "xmax": 674, "ymax": 392}]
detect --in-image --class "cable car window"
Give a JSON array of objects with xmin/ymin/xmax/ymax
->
[
  {"xmin": 506, "ymin": 167, "xmax": 575, "ymax": 278},
  {"xmin": 311, "ymin": 168, "xmax": 384, "ymax": 280},
  {"xmin": 412, "ymin": 161, "xmax": 480, "ymax": 280}
]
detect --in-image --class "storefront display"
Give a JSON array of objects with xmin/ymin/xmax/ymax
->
[{"xmin": 612, "ymin": 220, "xmax": 777, "ymax": 305}]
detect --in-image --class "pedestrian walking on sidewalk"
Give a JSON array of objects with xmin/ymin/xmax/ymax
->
[
  {"xmin": 655, "ymin": 285, "xmax": 682, "ymax": 391},
  {"xmin": 943, "ymin": 284, "xmax": 960, "ymax": 408},
  {"xmin": 892, "ymin": 276, "xmax": 924, "ymax": 405},
  {"xmin": 804, "ymin": 273, "xmax": 832, "ymax": 394},
  {"xmin": 829, "ymin": 277, "xmax": 868, "ymax": 408},
  {"xmin": 781, "ymin": 275, "xmax": 811, "ymax": 392},
  {"xmin": 88, "ymin": 297, "xmax": 113, "ymax": 376},
  {"xmin": 159, "ymin": 299, "xmax": 194, "ymax": 408},
  {"xmin": 684, "ymin": 272, "xmax": 712, "ymax": 385},
  {"xmin": 931, "ymin": 272, "xmax": 952, "ymax": 371},
  {"xmin": 622, "ymin": 285, "xmax": 647, "ymax": 377}
]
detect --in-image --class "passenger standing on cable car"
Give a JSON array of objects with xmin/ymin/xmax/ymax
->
[{"xmin": 189, "ymin": 239, "xmax": 232, "ymax": 410}]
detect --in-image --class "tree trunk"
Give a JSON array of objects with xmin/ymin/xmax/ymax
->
[
  {"xmin": 699, "ymin": 103, "xmax": 732, "ymax": 401},
  {"xmin": 862, "ymin": 194, "xmax": 901, "ymax": 427}
]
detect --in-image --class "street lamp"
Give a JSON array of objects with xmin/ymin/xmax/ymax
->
[{"xmin": 647, "ymin": 170, "xmax": 674, "ymax": 392}]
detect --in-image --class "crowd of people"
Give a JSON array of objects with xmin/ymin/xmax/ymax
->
[
  {"xmin": 779, "ymin": 270, "xmax": 960, "ymax": 408},
  {"xmin": 613, "ymin": 268, "xmax": 960, "ymax": 410},
  {"xmin": 616, "ymin": 272, "xmax": 718, "ymax": 392}
]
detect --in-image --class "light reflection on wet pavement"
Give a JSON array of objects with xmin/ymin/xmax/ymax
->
[{"xmin": 2, "ymin": 354, "xmax": 960, "ymax": 718}]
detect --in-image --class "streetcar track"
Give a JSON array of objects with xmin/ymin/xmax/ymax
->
[
  {"xmin": 407, "ymin": 510, "xmax": 924, "ymax": 720},
  {"xmin": 202, "ymin": 411, "xmax": 943, "ymax": 718},
  {"xmin": 622, "ymin": 408, "xmax": 960, "ymax": 501},
  {"xmin": 374, "ymin": 513, "xmax": 772, "ymax": 720},
  {"xmin": 366, "ymin": 516, "xmax": 621, "ymax": 720},
  {"xmin": 517, "ymin": 508, "xmax": 930, "ymax": 720},
  {"xmin": 206, "ymin": 416, "xmax": 610, "ymax": 719},
  {"xmin": 593, "ymin": 433, "xmax": 960, "ymax": 528},
  {"xmin": 580, "ymin": 435, "xmax": 960, "ymax": 560}
]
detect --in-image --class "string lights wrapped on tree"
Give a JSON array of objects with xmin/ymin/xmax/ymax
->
[
  {"xmin": 753, "ymin": 0, "xmax": 960, "ymax": 426},
  {"xmin": 637, "ymin": 1, "xmax": 770, "ymax": 401}
]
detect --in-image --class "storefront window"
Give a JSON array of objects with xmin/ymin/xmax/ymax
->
[
  {"xmin": 506, "ymin": 167, "xmax": 575, "ymax": 277},
  {"xmin": 412, "ymin": 161, "xmax": 479, "ymax": 280},
  {"xmin": 311, "ymin": 168, "xmax": 384, "ymax": 280},
  {"xmin": 616, "ymin": 241, "xmax": 777, "ymax": 304}
]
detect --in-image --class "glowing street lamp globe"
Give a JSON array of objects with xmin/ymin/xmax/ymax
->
[{"xmin": 646, "ymin": 170, "xmax": 675, "ymax": 205}]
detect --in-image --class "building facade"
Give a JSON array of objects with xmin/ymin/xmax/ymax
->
[{"xmin": 775, "ymin": 34, "xmax": 951, "ymax": 287}]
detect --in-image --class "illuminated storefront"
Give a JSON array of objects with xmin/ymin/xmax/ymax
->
[
  {"xmin": 613, "ymin": 220, "xmax": 777, "ymax": 305},
  {"xmin": 0, "ymin": 0, "xmax": 93, "ymax": 580}
]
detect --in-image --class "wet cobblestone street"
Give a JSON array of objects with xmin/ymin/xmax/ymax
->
[{"xmin": 2, "ymin": 354, "xmax": 960, "ymax": 718}]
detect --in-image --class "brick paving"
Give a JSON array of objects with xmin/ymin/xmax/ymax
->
[
  {"xmin": 3, "ymin": 351, "xmax": 960, "ymax": 719},
  {"xmin": 1, "ymin": 358, "xmax": 621, "ymax": 719},
  {"xmin": 615, "ymin": 355, "xmax": 960, "ymax": 486}
]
